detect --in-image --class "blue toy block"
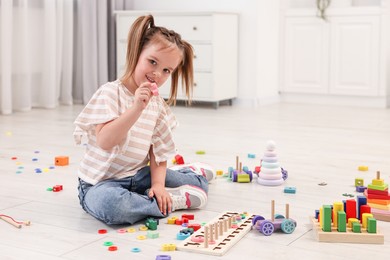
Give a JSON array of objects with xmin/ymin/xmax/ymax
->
[
  {"xmin": 156, "ymin": 255, "xmax": 171, "ymax": 260},
  {"xmin": 284, "ymin": 186, "xmax": 296, "ymax": 194}
]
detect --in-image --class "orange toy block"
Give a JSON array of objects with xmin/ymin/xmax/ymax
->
[{"xmin": 55, "ymin": 156, "xmax": 69, "ymax": 166}]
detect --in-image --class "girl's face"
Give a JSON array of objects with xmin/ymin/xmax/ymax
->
[{"xmin": 131, "ymin": 41, "xmax": 182, "ymax": 92}]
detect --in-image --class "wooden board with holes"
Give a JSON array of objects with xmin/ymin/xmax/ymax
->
[
  {"xmin": 310, "ymin": 217, "xmax": 384, "ymax": 244},
  {"xmin": 176, "ymin": 212, "xmax": 255, "ymax": 256}
]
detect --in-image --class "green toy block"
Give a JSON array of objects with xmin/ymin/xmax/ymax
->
[
  {"xmin": 367, "ymin": 183, "xmax": 388, "ymax": 191},
  {"xmin": 367, "ymin": 218, "xmax": 377, "ymax": 233},
  {"xmin": 352, "ymin": 222, "xmax": 361, "ymax": 233},
  {"xmin": 322, "ymin": 205, "xmax": 332, "ymax": 232},
  {"xmin": 355, "ymin": 178, "xmax": 364, "ymax": 187},
  {"xmin": 337, "ymin": 211, "xmax": 346, "ymax": 232}
]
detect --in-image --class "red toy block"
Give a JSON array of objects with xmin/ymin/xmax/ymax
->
[
  {"xmin": 175, "ymin": 154, "xmax": 185, "ymax": 165},
  {"xmin": 187, "ymin": 223, "xmax": 201, "ymax": 231},
  {"xmin": 181, "ymin": 214, "xmax": 194, "ymax": 220},
  {"xmin": 53, "ymin": 185, "xmax": 63, "ymax": 192},
  {"xmin": 360, "ymin": 205, "xmax": 371, "ymax": 222},
  {"xmin": 346, "ymin": 199, "xmax": 357, "ymax": 220},
  {"xmin": 55, "ymin": 156, "xmax": 69, "ymax": 166},
  {"xmin": 175, "ymin": 219, "xmax": 183, "ymax": 225}
]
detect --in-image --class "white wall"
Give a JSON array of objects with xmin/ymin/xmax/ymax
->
[{"xmin": 129, "ymin": 0, "xmax": 280, "ymax": 107}]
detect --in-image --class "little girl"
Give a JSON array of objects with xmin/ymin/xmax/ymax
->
[{"xmin": 74, "ymin": 15, "xmax": 215, "ymax": 225}]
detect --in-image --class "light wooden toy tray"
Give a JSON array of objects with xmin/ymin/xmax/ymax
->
[
  {"xmin": 310, "ymin": 217, "xmax": 384, "ymax": 244},
  {"xmin": 177, "ymin": 212, "xmax": 255, "ymax": 256}
]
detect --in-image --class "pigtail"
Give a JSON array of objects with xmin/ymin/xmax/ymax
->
[
  {"xmin": 170, "ymin": 40, "xmax": 194, "ymax": 106},
  {"xmin": 120, "ymin": 15, "xmax": 154, "ymax": 83}
]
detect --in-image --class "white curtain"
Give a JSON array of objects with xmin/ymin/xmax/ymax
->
[{"xmin": 0, "ymin": 0, "xmax": 132, "ymax": 115}]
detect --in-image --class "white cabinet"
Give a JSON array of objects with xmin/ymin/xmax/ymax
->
[
  {"xmin": 280, "ymin": 3, "xmax": 389, "ymax": 107},
  {"xmin": 115, "ymin": 11, "xmax": 239, "ymax": 107}
]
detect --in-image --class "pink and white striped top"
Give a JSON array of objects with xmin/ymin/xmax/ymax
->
[{"xmin": 73, "ymin": 80, "xmax": 177, "ymax": 185}]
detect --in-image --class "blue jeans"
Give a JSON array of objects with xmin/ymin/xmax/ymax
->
[{"xmin": 77, "ymin": 166, "xmax": 208, "ymax": 225}]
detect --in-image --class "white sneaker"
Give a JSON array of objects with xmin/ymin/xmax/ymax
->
[
  {"xmin": 170, "ymin": 162, "xmax": 216, "ymax": 182},
  {"xmin": 167, "ymin": 185, "xmax": 208, "ymax": 211}
]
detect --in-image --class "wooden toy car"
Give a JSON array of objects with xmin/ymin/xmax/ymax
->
[{"xmin": 252, "ymin": 200, "xmax": 296, "ymax": 236}]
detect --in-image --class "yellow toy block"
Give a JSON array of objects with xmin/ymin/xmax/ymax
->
[
  {"xmin": 372, "ymin": 179, "xmax": 385, "ymax": 186},
  {"xmin": 347, "ymin": 218, "xmax": 359, "ymax": 228},
  {"xmin": 367, "ymin": 203, "xmax": 390, "ymax": 210},
  {"xmin": 358, "ymin": 166, "xmax": 368, "ymax": 171},
  {"xmin": 355, "ymin": 178, "xmax": 364, "ymax": 187},
  {"xmin": 161, "ymin": 243, "xmax": 176, "ymax": 251},
  {"xmin": 362, "ymin": 213, "xmax": 374, "ymax": 229},
  {"xmin": 216, "ymin": 170, "xmax": 224, "ymax": 176},
  {"xmin": 332, "ymin": 202, "xmax": 343, "ymax": 228},
  {"xmin": 167, "ymin": 217, "xmax": 178, "ymax": 224}
]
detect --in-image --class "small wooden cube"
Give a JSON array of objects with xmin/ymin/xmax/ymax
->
[{"xmin": 55, "ymin": 156, "xmax": 69, "ymax": 166}]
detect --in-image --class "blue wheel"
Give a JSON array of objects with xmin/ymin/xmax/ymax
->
[
  {"xmin": 281, "ymin": 168, "xmax": 288, "ymax": 180},
  {"xmin": 259, "ymin": 220, "xmax": 274, "ymax": 236},
  {"xmin": 281, "ymin": 219, "xmax": 296, "ymax": 234}
]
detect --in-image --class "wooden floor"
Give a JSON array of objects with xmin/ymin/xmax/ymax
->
[{"xmin": 1, "ymin": 102, "xmax": 390, "ymax": 259}]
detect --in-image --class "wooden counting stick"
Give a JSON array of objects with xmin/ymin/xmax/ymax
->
[
  {"xmin": 0, "ymin": 216, "xmax": 22, "ymax": 228},
  {"xmin": 204, "ymin": 225, "xmax": 209, "ymax": 248},
  {"xmin": 236, "ymin": 156, "xmax": 239, "ymax": 171},
  {"xmin": 214, "ymin": 222, "xmax": 218, "ymax": 240},
  {"xmin": 271, "ymin": 200, "xmax": 275, "ymax": 222},
  {"xmin": 286, "ymin": 204, "xmax": 290, "ymax": 219},
  {"xmin": 376, "ymin": 171, "xmax": 380, "ymax": 179},
  {"xmin": 223, "ymin": 219, "xmax": 228, "ymax": 232}
]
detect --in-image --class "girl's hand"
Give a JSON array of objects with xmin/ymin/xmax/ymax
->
[
  {"xmin": 148, "ymin": 184, "xmax": 172, "ymax": 215},
  {"xmin": 134, "ymin": 82, "xmax": 154, "ymax": 110}
]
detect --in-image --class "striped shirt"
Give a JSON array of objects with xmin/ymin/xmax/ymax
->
[{"xmin": 73, "ymin": 80, "xmax": 178, "ymax": 185}]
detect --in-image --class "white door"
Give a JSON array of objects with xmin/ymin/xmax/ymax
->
[
  {"xmin": 329, "ymin": 16, "xmax": 380, "ymax": 96},
  {"xmin": 282, "ymin": 17, "xmax": 329, "ymax": 94}
]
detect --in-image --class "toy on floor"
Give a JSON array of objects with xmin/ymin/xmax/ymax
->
[
  {"xmin": 0, "ymin": 214, "xmax": 31, "ymax": 229},
  {"xmin": 310, "ymin": 196, "xmax": 384, "ymax": 244},
  {"xmin": 176, "ymin": 212, "xmax": 255, "ymax": 256},
  {"xmin": 364, "ymin": 171, "xmax": 390, "ymax": 222},
  {"xmin": 254, "ymin": 140, "xmax": 288, "ymax": 186},
  {"xmin": 226, "ymin": 156, "xmax": 253, "ymax": 183},
  {"xmin": 252, "ymin": 200, "xmax": 296, "ymax": 235},
  {"xmin": 172, "ymin": 154, "xmax": 185, "ymax": 165},
  {"xmin": 55, "ymin": 156, "xmax": 69, "ymax": 166}
]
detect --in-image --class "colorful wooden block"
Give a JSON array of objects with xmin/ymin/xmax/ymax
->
[
  {"xmin": 333, "ymin": 202, "xmax": 343, "ymax": 229},
  {"xmin": 322, "ymin": 205, "xmax": 332, "ymax": 232},
  {"xmin": 367, "ymin": 218, "xmax": 377, "ymax": 233},
  {"xmin": 358, "ymin": 166, "xmax": 368, "ymax": 171},
  {"xmin": 337, "ymin": 211, "xmax": 346, "ymax": 232},
  {"xmin": 355, "ymin": 178, "xmax": 364, "ymax": 187},
  {"xmin": 310, "ymin": 217, "xmax": 383, "ymax": 244},
  {"xmin": 352, "ymin": 222, "xmax": 361, "ymax": 233},
  {"xmin": 284, "ymin": 186, "xmax": 296, "ymax": 194},
  {"xmin": 368, "ymin": 183, "xmax": 388, "ymax": 191},
  {"xmin": 55, "ymin": 156, "xmax": 69, "ymax": 166}
]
